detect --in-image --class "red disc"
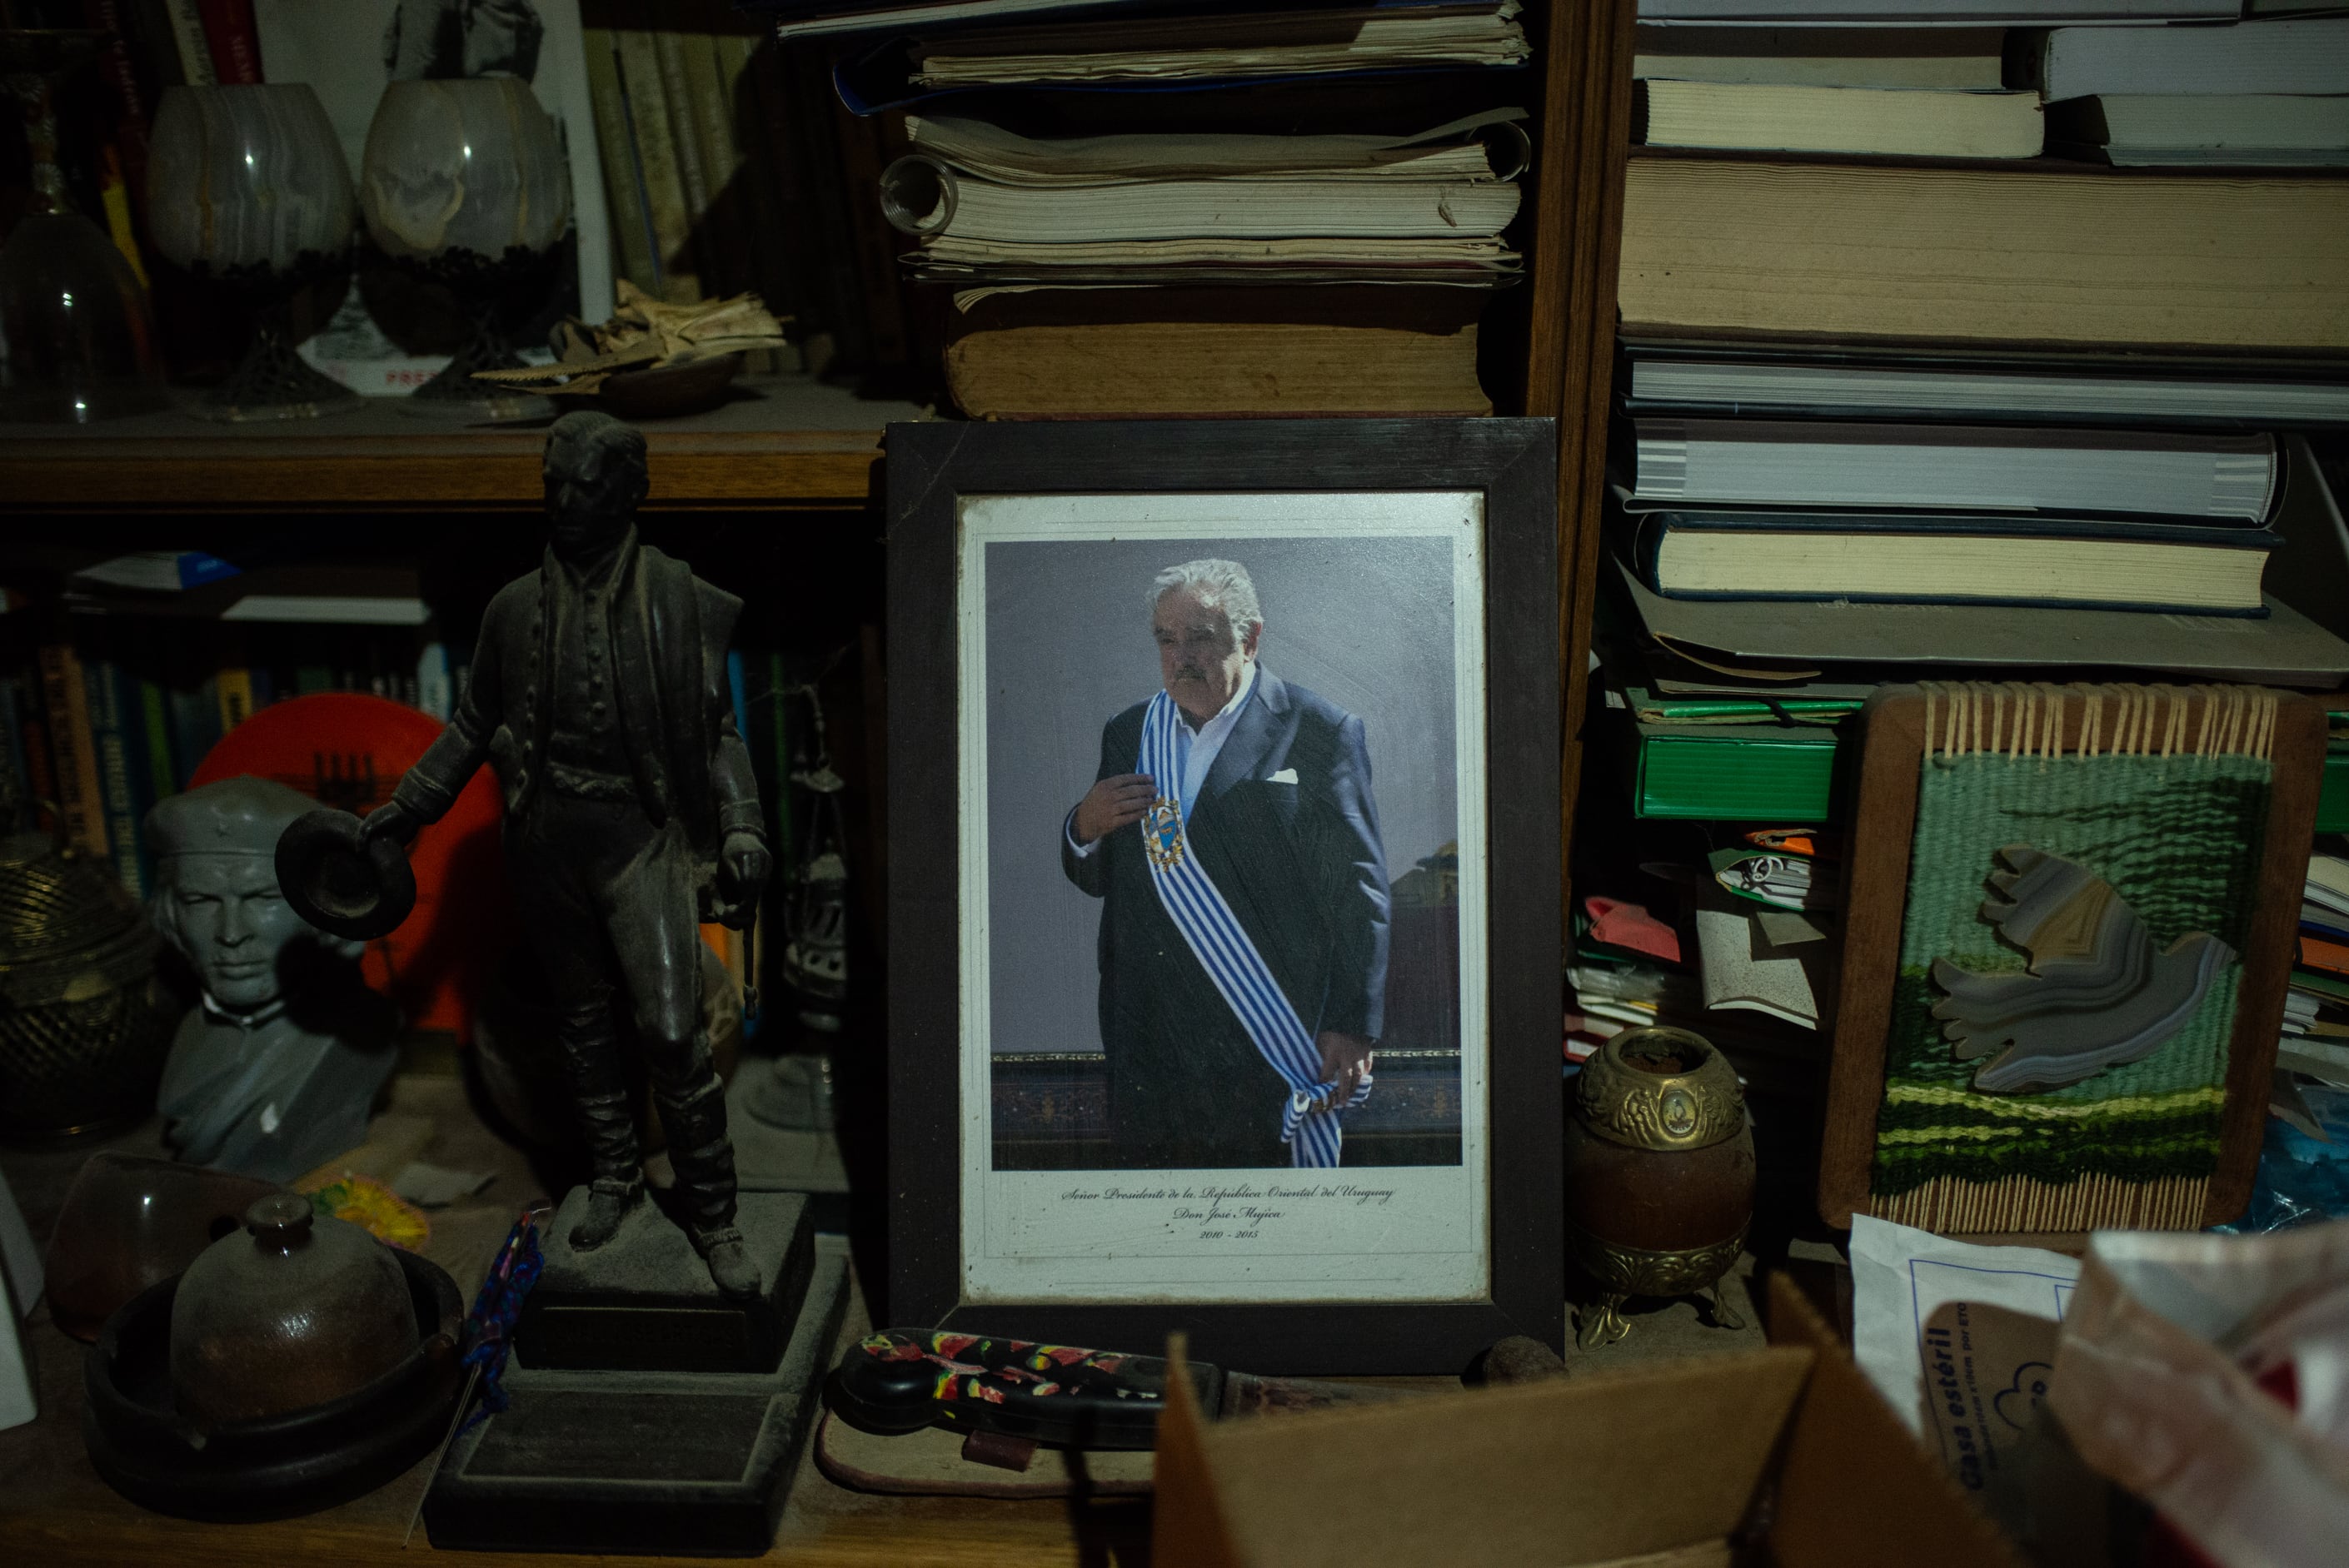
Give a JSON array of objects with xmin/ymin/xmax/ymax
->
[{"xmin": 192, "ymin": 692, "xmax": 508, "ymax": 1043}]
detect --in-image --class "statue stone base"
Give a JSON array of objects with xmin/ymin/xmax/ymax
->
[
  {"xmin": 516, "ymin": 1188, "xmax": 815, "ymax": 1376},
  {"xmin": 423, "ymin": 1233, "xmax": 847, "ymax": 1557}
]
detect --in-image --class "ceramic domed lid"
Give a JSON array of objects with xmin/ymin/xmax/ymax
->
[{"xmin": 167, "ymin": 1192, "xmax": 416, "ymax": 1428}]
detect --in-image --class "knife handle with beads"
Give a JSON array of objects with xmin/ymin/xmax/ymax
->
[{"xmin": 827, "ymin": 1329, "xmax": 1222, "ymax": 1451}]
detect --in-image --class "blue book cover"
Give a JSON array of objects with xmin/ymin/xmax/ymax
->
[
  {"xmin": 82, "ymin": 658, "xmax": 149, "ymax": 900},
  {"xmin": 0, "ymin": 677, "xmax": 27, "ymax": 827},
  {"xmin": 168, "ymin": 678, "xmax": 222, "ymax": 790}
]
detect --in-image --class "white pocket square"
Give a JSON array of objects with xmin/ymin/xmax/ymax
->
[{"xmin": 1267, "ymin": 769, "xmax": 1299, "ymax": 785}]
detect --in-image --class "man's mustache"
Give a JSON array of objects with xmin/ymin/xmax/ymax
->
[{"xmin": 1171, "ymin": 665, "xmax": 1209, "ymax": 681}]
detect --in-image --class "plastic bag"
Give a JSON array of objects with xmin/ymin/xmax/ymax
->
[
  {"xmin": 2049, "ymin": 1223, "xmax": 2349, "ymax": 1568},
  {"xmin": 2221, "ymin": 1091, "xmax": 2349, "ymax": 1234}
]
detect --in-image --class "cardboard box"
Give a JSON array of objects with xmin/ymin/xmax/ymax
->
[{"xmin": 1153, "ymin": 1273, "xmax": 2024, "ymax": 1568}]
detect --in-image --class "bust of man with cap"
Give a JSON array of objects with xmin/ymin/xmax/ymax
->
[{"xmin": 149, "ymin": 776, "xmax": 399, "ymax": 1183}]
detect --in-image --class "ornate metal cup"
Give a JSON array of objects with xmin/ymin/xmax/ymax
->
[{"xmin": 1563, "ymin": 1026, "xmax": 1756, "ymax": 1348}]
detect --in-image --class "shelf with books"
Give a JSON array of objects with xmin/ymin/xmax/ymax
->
[
  {"xmin": 1609, "ymin": 712, "xmax": 2349, "ymax": 837},
  {"xmin": 0, "ymin": 374, "xmax": 926, "ymax": 512},
  {"xmin": 1564, "ymin": 2, "xmax": 2349, "ymax": 1137}
]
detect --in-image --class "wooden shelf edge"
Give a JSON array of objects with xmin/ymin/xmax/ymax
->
[{"xmin": 0, "ymin": 445, "xmax": 885, "ymax": 511}]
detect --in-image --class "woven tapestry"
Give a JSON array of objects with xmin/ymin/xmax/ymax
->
[{"xmin": 1870, "ymin": 683, "xmax": 2278, "ymax": 1233}]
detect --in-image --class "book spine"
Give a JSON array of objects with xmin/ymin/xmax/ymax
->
[
  {"xmin": 780, "ymin": 40, "xmax": 871, "ymax": 369},
  {"xmin": 156, "ymin": 0, "xmax": 217, "ymax": 86},
  {"xmin": 84, "ymin": 659, "xmax": 147, "ymax": 898},
  {"xmin": 93, "ymin": 145, "xmax": 151, "ymax": 287},
  {"xmin": 0, "ymin": 676, "xmax": 25, "ymax": 829},
  {"xmin": 116, "ymin": 663, "xmax": 161, "ymax": 896},
  {"xmin": 37, "ymin": 643, "xmax": 109, "ymax": 860},
  {"xmin": 829, "ymin": 97, "xmax": 910, "ymax": 370},
  {"xmin": 192, "ymin": 0, "xmax": 260, "ymax": 85},
  {"xmin": 139, "ymin": 675, "xmax": 175, "ymax": 808},
  {"xmin": 82, "ymin": 0, "xmax": 153, "ymax": 222},
  {"xmin": 168, "ymin": 678, "xmax": 219, "ymax": 788},
  {"xmin": 215, "ymin": 664, "xmax": 253, "ymax": 734},
  {"xmin": 416, "ymin": 641, "xmax": 451, "ymax": 721},
  {"xmin": 611, "ymin": 22, "xmax": 701, "ymax": 304},
  {"xmin": 683, "ymin": 29, "xmax": 749, "ymax": 300},
  {"xmin": 581, "ymin": 25, "xmax": 661, "ymax": 298},
  {"xmin": 651, "ymin": 28, "xmax": 716, "ymax": 291},
  {"xmin": 17, "ymin": 679, "xmax": 59, "ymax": 821},
  {"xmin": 746, "ymin": 37, "xmax": 827, "ymax": 366},
  {"xmin": 129, "ymin": 0, "xmax": 187, "ymax": 88},
  {"xmin": 768, "ymin": 649, "xmax": 795, "ymax": 873},
  {"xmin": 717, "ymin": 32, "xmax": 793, "ymax": 371}
]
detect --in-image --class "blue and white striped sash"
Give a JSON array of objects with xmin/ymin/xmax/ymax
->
[{"xmin": 1135, "ymin": 690, "xmax": 1368, "ymax": 1167}]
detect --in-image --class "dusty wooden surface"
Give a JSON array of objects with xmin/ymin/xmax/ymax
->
[
  {"xmin": 0, "ymin": 1076, "xmax": 1145, "ymax": 1567},
  {"xmin": 2, "ymin": 1068, "xmax": 1769, "ymax": 1565},
  {"xmin": 0, "ymin": 377, "xmax": 925, "ymax": 513}
]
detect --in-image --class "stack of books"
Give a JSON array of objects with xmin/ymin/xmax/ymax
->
[
  {"xmin": 1623, "ymin": 11, "xmax": 2349, "ymax": 351},
  {"xmin": 749, "ymin": 0, "xmax": 1533, "ymax": 416},
  {"xmin": 1573, "ymin": 2, "xmax": 2349, "ymax": 1087},
  {"xmin": 1631, "ymin": 7, "xmax": 2349, "ymax": 167},
  {"xmin": 2032, "ymin": 13, "xmax": 2349, "ymax": 167},
  {"xmin": 2282, "ymin": 847, "xmax": 2349, "ymax": 1092},
  {"xmin": 576, "ymin": 0, "xmax": 917, "ymax": 378}
]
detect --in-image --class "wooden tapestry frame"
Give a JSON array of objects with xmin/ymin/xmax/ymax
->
[{"xmin": 1820, "ymin": 682, "xmax": 2326, "ymax": 1233}]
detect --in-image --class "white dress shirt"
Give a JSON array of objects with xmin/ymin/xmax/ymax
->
[{"xmin": 1068, "ymin": 662, "xmax": 1259, "ymax": 858}]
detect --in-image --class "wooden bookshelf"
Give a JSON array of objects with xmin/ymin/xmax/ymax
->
[
  {"xmin": 0, "ymin": 376, "xmax": 928, "ymax": 514},
  {"xmin": 1524, "ymin": 0, "xmax": 1638, "ymax": 949}
]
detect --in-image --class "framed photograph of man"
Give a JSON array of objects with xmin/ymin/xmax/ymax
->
[{"xmin": 887, "ymin": 419, "xmax": 1560, "ymax": 1371}]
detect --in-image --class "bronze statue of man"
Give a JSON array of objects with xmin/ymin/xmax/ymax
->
[{"xmin": 363, "ymin": 411, "xmax": 771, "ymax": 1296}]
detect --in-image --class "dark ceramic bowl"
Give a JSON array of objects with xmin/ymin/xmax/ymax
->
[
  {"xmin": 595, "ymin": 351, "xmax": 743, "ymax": 420},
  {"xmin": 82, "ymin": 1245, "xmax": 463, "ymax": 1520}
]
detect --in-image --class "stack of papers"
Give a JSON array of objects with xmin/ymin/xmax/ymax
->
[
  {"xmin": 909, "ymin": 2, "xmax": 1531, "ymax": 85},
  {"xmin": 885, "ymin": 109, "xmax": 1528, "ymax": 288},
  {"xmin": 2282, "ymin": 852, "xmax": 2349, "ymax": 1090}
]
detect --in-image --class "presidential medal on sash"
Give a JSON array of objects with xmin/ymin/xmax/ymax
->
[
  {"xmin": 1141, "ymin": 797, "xmax": 1186, "ymax": 870},
  {"xmin": 1133, "ymin": 690, "xmax": 1364, "ymax": 1167}
]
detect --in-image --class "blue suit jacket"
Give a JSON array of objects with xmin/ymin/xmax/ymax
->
[{"xmin": 1063, "ymin": 669, "xmax": 1392, "ymax": 1066}]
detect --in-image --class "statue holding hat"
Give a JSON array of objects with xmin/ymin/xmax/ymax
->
[
  {"xmin": 149, "ymin": 776, "xmax": 400, "ymax": 1183},
  {"xmin": 278, "ymin": 410, "xmax": 773, "ymax": 1301}
]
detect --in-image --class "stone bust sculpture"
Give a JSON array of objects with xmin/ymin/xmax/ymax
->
[{"xmin": 150, "ymin": 777, "xmax": 398, "ymax": 1182}]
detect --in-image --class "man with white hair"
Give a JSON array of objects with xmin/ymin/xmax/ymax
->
[{"xmin": 1062, "ymin": 558, "xmax": 1390, "ymax": 1169}]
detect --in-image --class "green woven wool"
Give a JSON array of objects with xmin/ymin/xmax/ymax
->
[{"xmin": 1870, "ymin": 749, "xmax": 2269, "ymax": 1198}]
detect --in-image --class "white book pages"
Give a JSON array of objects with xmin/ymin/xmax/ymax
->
[
  {"xmin": 1631, "ymin": 420, "xmax": 2279, "ymax": 520},
  {"xmin": 910, "ymin": 3, "xmax": 1529, "ymax": 83},
  {"xmin": 910, "ymin": 232, "xmax": 1516, "ymax": 267},
  {"xmin": 1634, "ymin": 25, "xmax": 2007, "ymax": 87},
  {"xmin": 1614, "ymin": 559, "xmax": 2349, "ymax": 685},
  {"xmin": 1641, "ymin": 2, "xmax": 2234, "ymax": 19},
  {"xmin": 1628, "ymin": 359, "xmax": 2349, "ymax": 425},
  {"xmin": 1695, "ymin": 903, "xmax": 1823, "ymax": 1029},
  {"xmin": 2090, "ymin": 93, "xmax": 2349, "ymax": 150},
  {"xmin": 2308, "ymin": 856, "xmax": 2349, "ymax": 916},
  {"xmin": 882, "ymin": 161, "xmax": 1521, "ymax": 243},
  {"xmin": 2040, "ymin": 18, "xmax": 2349, "ymax": 102},
  {"xmin": 905, "ymin": 108, "xmax": 1527, "ymax": 186},
  {"xmin": 1642, "ymin": 82, "xmax": 2044, "ymax": 159}
]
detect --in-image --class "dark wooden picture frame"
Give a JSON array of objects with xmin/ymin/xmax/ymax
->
[
  {"xmin": 1822, "ymin": 684, "xmax": 2325, "ymax": 1233},
  {"xmin": 884, "ymin": 418, "xmax": 1561, "ymax": 1373}
]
